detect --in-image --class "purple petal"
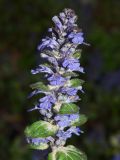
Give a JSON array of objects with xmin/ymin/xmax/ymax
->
[
  {"xmin": 59, "ymin": 12, "xmax": 66, "ymax": 22},
  {"xmin": 31, "ymin": 65, "xmax": 53, "ymax": 75},
  {"xmin": 54, "ymin": 114, "xmax": 79, "ymax": 128},
  {"xmin": 38, "ymin": 37, "xmax": 59, "ymax": 51},
  {"xmin": 28, "ymin": 90, "xmax": 43, "ymax": 98},
  {"xmin": 69, "ymin": 126, "xmax": 82, "ymax": 136},
  {"xmin": 68, "ymin": 32, "xmax": 84, "ymax": 44},
  {"xmin": 52, "ymin": 16, "xmax": 63, "ymax": 31},
  {"xmin": 48, "ymin": 74, "xmax": 66, "ymax": 86},
  {"xmin": 26, "ymin": 137, "xmax": 52, "ymax": 145},
  {"xmin": 56, "ymin": 130, "xmax": 72, "ymax": 140},
  {"xmin": 39, "ymin": 95, "xmax": 56, "ymax": 110},
  {"xmin": 62, "ymin": 58, "xmax": 84, "ymax": 72},
  {"xmin": 61, "ymin": 87, "xmax": 78, "ymax": 96}
]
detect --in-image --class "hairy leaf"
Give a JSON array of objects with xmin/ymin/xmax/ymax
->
[
  {"xmin": 48, "ymin": 145, "xmax": 87, "ymax": 160},
  {"xmin": 59, "ymin": 103, "xmax": 79, "ymax": 114},
  {"xmin": 24, "ymin": 120, "xmax": 58, "ymax": 138},
  {"xmin": 71, "ymin": 114, "xmax": 88, "ymax": 126}
]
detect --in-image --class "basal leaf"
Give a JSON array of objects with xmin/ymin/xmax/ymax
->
[
  {"xmin": 59, "ymin": 103, "xmax": 79, "ymax": 114},
  {"xmin": 24, "ymin": 120, "xmax": 58, "ymax": 138},
  {"xmin": 48, "ymin": 145, "xmax": 87, "ymax": 160}
]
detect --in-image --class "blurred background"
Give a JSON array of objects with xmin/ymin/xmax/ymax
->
[{"xmin": 0, "ymin": 0, "xmax": 120, "ymax": 160}]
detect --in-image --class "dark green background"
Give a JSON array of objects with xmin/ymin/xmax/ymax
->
[{"xmin": 0, "ymin": 0, "xmax": 120, "ymax": 160}]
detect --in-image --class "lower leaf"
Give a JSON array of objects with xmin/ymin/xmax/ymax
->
[{"xmin": 48, "ymin": 145, "xmax": 87, "ymax": 160}]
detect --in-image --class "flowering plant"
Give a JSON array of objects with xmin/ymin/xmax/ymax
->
[{"xmin": 24, "ymin": 8, "xmax": 88, "ymax": 160}]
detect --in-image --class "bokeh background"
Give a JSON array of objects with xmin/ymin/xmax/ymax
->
[{"xmin": 0, "ymin": 0, "xmax": 120, "ymax": 160}]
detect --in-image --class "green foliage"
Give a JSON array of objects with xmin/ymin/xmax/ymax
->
[
  {"xmin": 71, "ymin": 114, "xmax": 88, "ymax": 126},
  {"xmin": 63, "ymin": 72, "xmax": 79, "ymax": 78},
  {"xmin": 48, "ymin": 145, "xmax": 87, "ymax": 160},
  {"xmin": 70, "ymin": 79, "xmax": 85, "ymax": 87},
  {"xmin": 30, "ymin": 82, "xmax": 49, "ymax": 91},
  {"xmin": 73, "ymin": 50, "xmax": 81, "ymax": 59},
  {"xmin": 59, "ymin": 103, "xmax": 79, "ymax": 114},
  {"xmin": 24, "ymin": 120, "xmax": 58, "ymax": 138}
]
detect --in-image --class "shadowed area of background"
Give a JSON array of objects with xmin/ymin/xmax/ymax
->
[{"xmin": 0, "ymin": 0, "xmax": 120, "ymax": 160}]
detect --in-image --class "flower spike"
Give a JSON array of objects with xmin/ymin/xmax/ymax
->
[{"xmin": 24, "ymin": 8, "xmax": 88, "ymax": 160}]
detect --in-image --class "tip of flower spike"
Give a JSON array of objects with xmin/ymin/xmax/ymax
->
[{"xmin": 63, "ymin": 8, "xmax": 77, "ymax": 20}]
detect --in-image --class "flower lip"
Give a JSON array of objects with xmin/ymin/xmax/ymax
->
[
  {"xmin": 31, "ymin": 65, "xmax": 53, "ymax": 75},
  {"xmin": 68, "ymin": 32, "xmax": 84, "ymax": 44},
  {"xmin": 52, "ymin": 16, "xmax": 63, "ymax": 31},
  {"xmin": 54, "ymin": 114, "xmax": 79, "ymax": 128},
  {"xmin": 38, "ymin": 95, "xmax": 56, "ymax": 110},
  {"xmin": 56, "ymin": 126, "xmax": 82, "ymax": 140},
  {"xmin": 62, "ymin": 57, "xmax": 84, "ymax": 72},
  {"xmin": 37, "ymin": 37, "xmax": 59, "ymax": 51},
  {"xmin": 60, "ymin": 87, "xmax": 78, "ymax": 96},
  {"xmin": 47, "ymin": 73, "xmax": 67, "ymax": 86}
]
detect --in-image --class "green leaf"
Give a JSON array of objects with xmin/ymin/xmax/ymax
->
[
  {"xmin": 24, "ymin": 120, "xmax": 58, "ymax": 138},
  {"xmin": 59, "ymin": 103, "xmax": 79, "ymax": 114},
  {"xmin": 73, "ymin": 50, "xmax": 82, "ymax": 59},
  {"xmin": 63, "ymin": 72, "xmax": 79, "ymax": 78},
  {"xmin": 29, "ymin": 143, "xmax": 49, "ymax": 150},
  {"xmin": 48, "ymin": 145, "xmax": 87, "ymax": 160},
  {"xmin": 42, "ymin": 63, "xmax": 52, "ymax": 68},
  {"xmin": 30, "ymin": 82, "xmax": 48, "ymax": 91},
  {"xmin": 71, "ymin": 114, "xmax": 88, "ymax": 126},
  {"xmin": 70, "ymin": 79, "xmax": 84, "ymax": 87}
]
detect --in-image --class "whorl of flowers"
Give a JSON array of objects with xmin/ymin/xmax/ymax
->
[{"xmin": 25, "ymin": 8, "xmax": 88, "ymax": 160}]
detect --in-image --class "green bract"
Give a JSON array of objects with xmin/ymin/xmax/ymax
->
[
  {"xmin": 24, "ymin": 120, "xmax": 58, "ymax": 138},
  {"xmin": 30, "ymin": 82, "xmax": 49, "ymax": 91},
  {"xmin": 70, "ymin": 79, "xmax": 85, "ymax": 88},
  {"xmin": 73, "ymin": 50, "xmax": 81, "ymax": 59},
  {"xmin": 48, "ymin": 145, "xmax": 87, "ymax": 160},
  {"xmin": 63, "ymin": 72, "xmax": 79, "ymax": 78},
  {"xmin": 71, "ymin": 114, "xmax": 88, "ymax": 126},
  {"xmin": 59, "ymin": 103, "xmax": 79, "ymax": 114}
]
